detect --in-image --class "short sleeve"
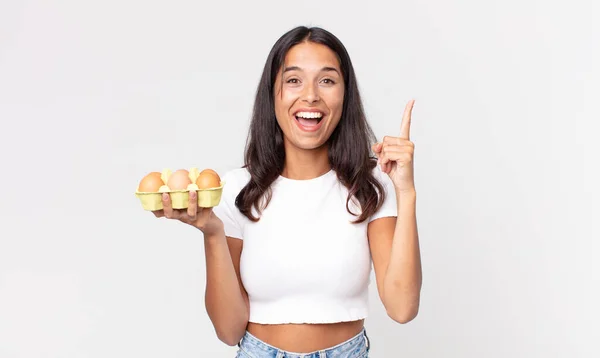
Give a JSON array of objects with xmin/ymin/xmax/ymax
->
[
  {"xmin": 369, "ymin": 165, "xmax": 398, "ymax": 222},
  {"xmin": 212, "ymin": 169, "xmax": 248, "ymax": 240}
]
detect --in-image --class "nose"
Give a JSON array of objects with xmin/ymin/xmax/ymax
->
[{"xmin": 302, "ymin": 82, "xmax": 320, "ymax": 103}]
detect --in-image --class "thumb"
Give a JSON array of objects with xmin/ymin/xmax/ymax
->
[{"xmin": 371, "ymin": 142, "xmax": 382, "ymax": 152}]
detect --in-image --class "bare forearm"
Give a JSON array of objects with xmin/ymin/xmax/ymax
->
[
  {"xmin": 203, "ymin": 232, "xmax": 248, "ymax": 345},
  {"xmin": 383, "ymin": 189, "xmax": 422, "ymax": 322}
]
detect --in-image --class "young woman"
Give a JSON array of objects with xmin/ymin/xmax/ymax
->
[{"xmin": 153, "ymin": 26, "xmax": 422, "ymax": 357}]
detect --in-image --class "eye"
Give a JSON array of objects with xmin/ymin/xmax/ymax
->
[
  {"xmin": 321, "ymin": 78, "xmax": 335, "ymax": 84},
  {"xmin": 286, "ymin": 78, "xmax": 300, "ymax": 84}
]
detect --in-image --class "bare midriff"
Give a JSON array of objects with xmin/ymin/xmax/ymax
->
[{"xmin": 246, "ymin": 319, "xmax": 365, "ymax": 353}]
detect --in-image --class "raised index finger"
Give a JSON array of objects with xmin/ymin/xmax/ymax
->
[{"xmin": 400, "ymin": 99, "xmax": 415, "ymax": 140}]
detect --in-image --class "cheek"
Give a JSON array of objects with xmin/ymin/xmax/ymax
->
[
  {"xmin": 274, "ymin": 86, "xmax": 295, "ymax": 106},
  {"xmin": 280, "ymin": 88, "xmax": 299, "ymax": 105},
  {"xmin": 274, "ymin": 95, "xmax": 293, "ymax": 128},
  {"xmin": 327, "ymin": 88, "xmax": 345, "ymax": 115},
  {"xmin": 275, "ymin": 93, "xmax": 298, "ymax": 120}
]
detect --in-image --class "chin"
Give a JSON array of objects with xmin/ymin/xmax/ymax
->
[
  {"xmin": 293, "ymin": 140, "xmax": 326, "ymax": 151},
  {"xmin": 284, "ymin": 134, "xmax": 328, "ymax": 150}
]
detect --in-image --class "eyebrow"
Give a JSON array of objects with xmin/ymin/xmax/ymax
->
[{"xmin": 283, "ymin": 66, "xmax": 340, "ymax": 75}]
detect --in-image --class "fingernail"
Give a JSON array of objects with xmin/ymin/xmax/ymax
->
[{"xmin": 162, "ymin": 193, "xmax": 168, "ymax": 200}]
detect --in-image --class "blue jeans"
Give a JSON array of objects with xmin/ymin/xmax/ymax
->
[{"xmin": 235, "ymin": 328, "xmax": 370, "ymax": 357}]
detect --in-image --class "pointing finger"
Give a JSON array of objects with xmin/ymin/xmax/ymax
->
[
  {"xmin": 382, "ymin": 136, "xmax": 414, "ymax": 146},
  {"xmin": 400, "ymin": 99, "xmax": 415, "ymax": 140}
]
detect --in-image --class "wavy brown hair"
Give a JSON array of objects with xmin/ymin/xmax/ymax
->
[{"xmin": 235, "ymin": 26, "xmax": 385, "ymax": 224}]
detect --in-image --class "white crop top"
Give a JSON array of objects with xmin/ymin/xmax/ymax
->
[{"xmin": 212, "ymin": 165, "xmax": 398, "ymax": 324}]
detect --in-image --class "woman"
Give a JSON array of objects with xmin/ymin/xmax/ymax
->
[{"xmin": 153, "ymin": 26, "xmax": 422, "ymax": 357}]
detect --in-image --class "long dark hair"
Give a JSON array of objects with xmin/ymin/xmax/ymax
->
[{"xmin": 235, "ymin": 26, "xmax": 385, "ymax": 224}]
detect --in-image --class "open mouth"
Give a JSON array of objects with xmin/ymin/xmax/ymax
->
[{"xmin": 294, "ymin": 111, "xmax": 324, "ymax": 129}]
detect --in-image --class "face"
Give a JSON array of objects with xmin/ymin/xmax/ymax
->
[{"xmin": 273, "ymin": 41, "xmax": 345, "ymax": 151}]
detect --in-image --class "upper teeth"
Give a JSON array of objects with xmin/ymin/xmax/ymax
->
[{"xmin": 296, "ymin": 112, "xmax": 323, "ymax": 119}]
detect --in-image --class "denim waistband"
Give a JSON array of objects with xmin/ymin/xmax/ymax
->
[{"xmin": 236, "ymin": 327, "xmax": 370, "ymax": 357}]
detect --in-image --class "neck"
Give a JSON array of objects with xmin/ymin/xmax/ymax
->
[{"xmin": 281, "ymin": 141, "xmax": 331, "ymax": 180}]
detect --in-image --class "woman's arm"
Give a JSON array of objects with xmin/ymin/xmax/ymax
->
[
  {"xmin": 154, "ymin": 188, "xmax": 249, "ymax": 345},
  {"xmin": 369, "ymin": 99, "xmax": 422, "ymax": 323},
  {"xmin": 368, "ymin": 189, "xmax": 422, "ymax": 323},
  {"xmin": 203, "ymin": 233, "xmax": 249, "ymax": 346},
  {"xmin": 385, "ymin": 189, "xmax": 421, "ymax": 322}
]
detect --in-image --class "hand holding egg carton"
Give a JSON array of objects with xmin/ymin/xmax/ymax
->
[{"xmin": 135, "ymin": 167, "xmax": 224, "ymax": 211}]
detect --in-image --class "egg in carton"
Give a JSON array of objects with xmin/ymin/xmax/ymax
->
[{"xmin": 135, "ymin": 167, "xmax": 224, "ymax": 211}]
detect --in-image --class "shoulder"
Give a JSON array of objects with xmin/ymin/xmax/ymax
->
[
  {"xmin": 221, "ymin": 167, "xmax": 251, "ymax": 191},
  {"xmin": 367, "ymin": 163, "xmax": 398, "ymax": 221},
  {"xmin": 216, "ymin": 167, "xmax": 251, "ymax": 210}
]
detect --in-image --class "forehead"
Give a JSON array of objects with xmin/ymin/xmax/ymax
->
[{"xmin": 283, "ymin": 42, "xmax": 341, "ymax": 70}]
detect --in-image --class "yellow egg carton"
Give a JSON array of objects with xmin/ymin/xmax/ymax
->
[{"xmin": 135, "ymin": 167, "xmax": 224, "ymax": 211}]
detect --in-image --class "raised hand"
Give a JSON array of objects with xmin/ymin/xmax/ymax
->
[{"xmin": 372, "ymin": 99, "xmax": 416, "ymax": 193}]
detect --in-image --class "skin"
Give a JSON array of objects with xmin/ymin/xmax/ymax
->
[
  {"xmin": 151, "ymin": 41, "xmax": 422, "ymax": 352},
  {"xmin": 273, "ymin": 41, "xmax": 345, "ymax": 180}
]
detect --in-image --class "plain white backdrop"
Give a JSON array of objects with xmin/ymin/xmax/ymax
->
[{"xmin": 1, "ymin": 0, "xmax": 598, "ymax": 357}]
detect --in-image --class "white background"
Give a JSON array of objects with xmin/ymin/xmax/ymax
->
[{"xmin": 1, "ymin": 0, "xmax": 598, "ymax": 357}]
